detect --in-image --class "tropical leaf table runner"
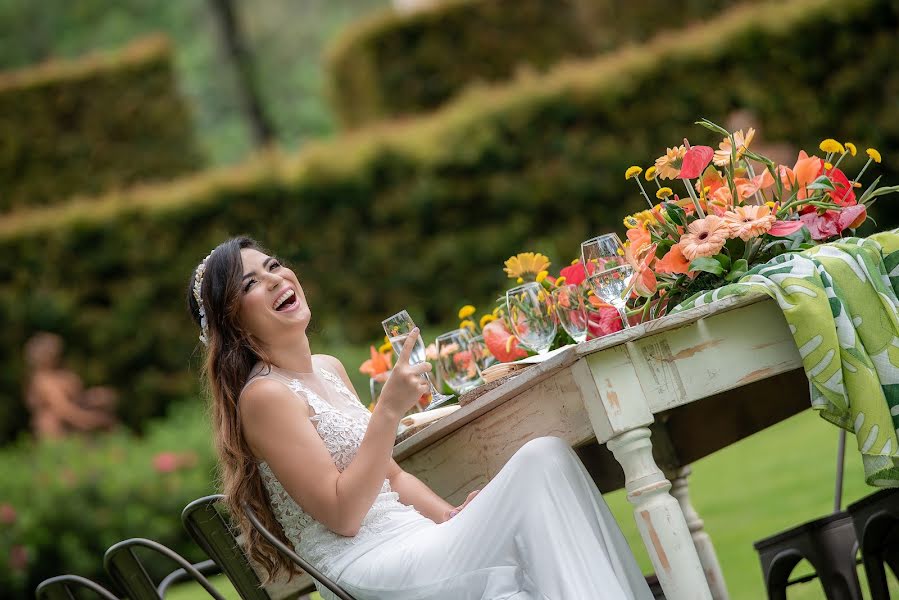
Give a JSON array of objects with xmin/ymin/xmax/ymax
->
[{"xmin": 675, "ymin": 228, "xmax": 899, "ymax": 486}]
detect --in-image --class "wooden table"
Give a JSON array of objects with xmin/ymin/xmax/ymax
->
[{"xmin": 393, "ymin": 292, "xmax": 812, "ymax": 600}]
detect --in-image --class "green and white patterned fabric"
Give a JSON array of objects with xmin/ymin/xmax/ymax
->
[{"xmin": 675, "ymin": 229, "xmax": 899, "ymax": 486}]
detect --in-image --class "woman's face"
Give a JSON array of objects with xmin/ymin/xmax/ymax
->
[{"xmin": 237, "ymin": 248, "xmax": 311, "ymax": 345}]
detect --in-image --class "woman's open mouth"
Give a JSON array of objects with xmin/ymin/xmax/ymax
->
[{"xmin": 273, "ymin": 289, "xmax": 299, "ymax": 312}]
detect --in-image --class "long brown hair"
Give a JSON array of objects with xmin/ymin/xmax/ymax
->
[{"xmin": 186, "ymin": 235, "xmax": 297, "ymax": 583}]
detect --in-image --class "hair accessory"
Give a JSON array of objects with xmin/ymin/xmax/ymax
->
[{"xmin": 192, "ymin": 252, "xmax": 214, "ymax": 346}]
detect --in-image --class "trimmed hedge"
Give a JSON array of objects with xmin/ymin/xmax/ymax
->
[
  {"xmin": 1, "ymin": 0, "xmax": 898, "ymax": 443},
  {"xmin": 325, "ymin": 0, "xmax": 742, "ymax": 128},
  {"xmin": 0, "ymin": 35, "xmax": 203, "ymax": 212},
  {"xmin": 0, "ymin": 402, "xmax": 216, "ymax": 598}
]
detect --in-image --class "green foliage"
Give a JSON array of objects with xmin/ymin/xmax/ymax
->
[
  {"xmin": 1, "ymin": 0, "xmax": 898, "ymax": 443},
  {"xmin": 0, "ymin": 402, "xmax": 217, "ymax": 598},
  {"xmin": 325, "ymin": 0, "xmax": 742, "ymax": 127},
  {"xmin": 0, "ymin": 35, "xmax": 203, "ymax": 212}
]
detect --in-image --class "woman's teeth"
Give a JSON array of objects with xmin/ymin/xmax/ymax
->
[{"xmin": 273, "ymin": 289, "xmax": 296, "ymax": 311}]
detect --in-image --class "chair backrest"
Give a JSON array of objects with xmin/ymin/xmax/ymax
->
[
  {"xmin": 242, "ymin": 502, "xmax": 359, "ymax": 600},
  {"xmin": 36, "ymin": 575, "xmax": 120, "ymax": 600},
  {"xmin": 103, "ymin": 538, "xmax": 226, "ymax": 600},
  {"xmin": 181, "ymin": 495, "xmax": 271, "ymax": 600}
]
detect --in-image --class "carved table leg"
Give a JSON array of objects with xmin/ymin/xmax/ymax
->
[
  {"xmin": 608, "ymin": 428, "xmax": 712, "ymax": 600},
  {"xmin": 669, "ymin": 466, "xmax": 729, "ymax": 599}
]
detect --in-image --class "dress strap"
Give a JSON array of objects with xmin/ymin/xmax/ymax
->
[{"xmin": 241, "ymin": 363, "xmax": 333, "ymax": 419}]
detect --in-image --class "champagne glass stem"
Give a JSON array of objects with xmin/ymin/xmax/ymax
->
[{"xmin": 614, "ymin": 301, "xmax": 630, "ymax": 329}]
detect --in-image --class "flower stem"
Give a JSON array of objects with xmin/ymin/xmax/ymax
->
[
  {"xmin": 634, "ymin": 178, "xmax": 654, "ymax": 209},
  {"xmin": 683, "ymin": 180, "xmax": 706, "ymax": 219}
]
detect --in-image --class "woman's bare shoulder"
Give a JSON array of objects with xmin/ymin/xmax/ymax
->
[{"xmin": 239, "ymin": 377, "xmax": 309, "ymax": 424}]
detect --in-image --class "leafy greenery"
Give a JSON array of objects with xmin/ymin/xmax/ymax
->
[
  {"xmin": 0, "ymin": 402, "xmax": 217, "ymax": 597},
  {"xmin": 0, "ymin": 35, "xmax": 203, "ymax": 211},
  {"xmin": 0, "ymin": 0, "xmax": 388, "ymax": 165}
]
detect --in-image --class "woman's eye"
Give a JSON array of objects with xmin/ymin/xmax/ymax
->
[{"xmin": 270, "ymin": 261, "xmax": 281, "ymax": 270}]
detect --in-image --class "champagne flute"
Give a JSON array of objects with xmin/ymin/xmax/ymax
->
[
  {"xmin": 435, "ymin": 329, "xmax": 483, "ymax": 394},
  {"xmin": 586, "ymin": 265, "xmax": 634, "ymax": 329},
  {"xmin": 551, "ymin": 284, "xmax": 589, "ymax": 343},
  {"xmin": 581, "ymin": 233, "xmax": 626, "ymax": 275},
  {"xmin": 382, "ymin": 310, "xmax": 455, "ymax": 410},
  {"xmin": 505, "ymin": 282, "xmax": 557, "ymax": 355}
]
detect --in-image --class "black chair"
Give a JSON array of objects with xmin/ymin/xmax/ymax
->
[
  {"xmin": 752, "ymin": 429, "xmax": 863, "ymax": 599},
  {"xmin": 36, "ymin": 574, "xmax": 119, "ymax": 600},
  {"xmin": 241, "ymin": 501, "xmax": 359, "ymax": 600},
  {"xmin": 103, "ymin": 538, "xmax": 226, "ymax": 600},
  {"xmin": 182, "ymin": 494, "xmax": 315, "ymax": 599},
  {"xmin": 847, "ymin": 488, "xmax": 899, "ymax": 599}
]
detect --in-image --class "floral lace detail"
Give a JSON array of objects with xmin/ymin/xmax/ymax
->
[
  {"xmin": 318, "ymin": 368, "xmax": 371, "ymax": 414},
  {"xmin": 256, "ymin": 368, "xmax": 414, "ymax": 582}
]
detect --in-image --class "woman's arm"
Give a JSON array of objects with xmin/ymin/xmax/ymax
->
[{"xmin": 386, "ymin": 461, "xmax": 455, "ymax": 523}]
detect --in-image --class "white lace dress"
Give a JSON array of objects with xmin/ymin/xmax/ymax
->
[{"xmin": 244, "ymin": 363, "xmax": 653, "ymax": 600}]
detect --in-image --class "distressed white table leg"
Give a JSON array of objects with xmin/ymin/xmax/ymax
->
[
  {"xmin": 608, "ymin": 428, "xmax": 712, "ymax": 600},
  {"xmin": 669, "ymin": 466, "xmax": 729, "ymax": 599}
]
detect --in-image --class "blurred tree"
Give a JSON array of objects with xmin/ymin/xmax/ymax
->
[{"xmin": 207, "ymin": 0, "xmax": 275, "ymax": 146}]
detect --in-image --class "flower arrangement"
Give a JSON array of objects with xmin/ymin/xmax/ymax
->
[{"xmin": 617, "ymin": 120, "xmax": 897, "ymax": 319}]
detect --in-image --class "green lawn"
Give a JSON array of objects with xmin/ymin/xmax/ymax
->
[{"xmin": 169, "ymin": 409, "xmax": 897, "ymax": 599}]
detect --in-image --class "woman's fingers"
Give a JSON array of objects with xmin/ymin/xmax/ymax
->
[{"xmin": 396, "ymin": 328, "xmax": 420, "ymax": 366}]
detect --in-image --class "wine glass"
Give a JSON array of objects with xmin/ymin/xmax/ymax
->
[
  {"xmin": 435, "ymin": 329, "xmax": 484, "ymax": 394},
  {"xmin": 505, "ymin": 282, "xmax": 557, "ymax": 355},
  {"xmin": 586, "ymin": 265, "xmax": 634, "ymax": 329},
  {"xmin": 382, "ymin": 310, "xmax": 455, "ymax": 410},
  {"xmin": 581, "ymin": 233, "xmax": 626, "ymax": 275},
  {"xmin": 468, "ymin": 333, "xmax": 497, "ymax": 372},
  {"xmin": 551, "ymin": 284, "xmax": 589, "ymax": 343}
]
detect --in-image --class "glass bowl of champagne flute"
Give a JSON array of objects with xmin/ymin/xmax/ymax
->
[
  {"xmin": 551, "ymin": 284, "xmax": 589, "ymax": 343},
  {"xmin": 581, "ymin": 233, "xmax": 627, "ymax": 275},
  {"xmin": 505, "ymin": 282, "xmax": 557, "ymax": 355},
  {"xmin": 382, "ymin": 310, "xmax": 455, "ymax": 410},
  {"xmin": 435, "ymin": 329, "xmax": 484, "ymax": 395}
]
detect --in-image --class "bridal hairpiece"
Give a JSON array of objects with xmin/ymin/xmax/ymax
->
[{"xmin": 192, "ymin": 252, "xmax": 214, "ymax": 346}]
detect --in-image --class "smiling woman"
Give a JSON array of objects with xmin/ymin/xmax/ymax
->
[{"xmin": 186, "ymin": 236, "xmax": 653, "ymax": 600}]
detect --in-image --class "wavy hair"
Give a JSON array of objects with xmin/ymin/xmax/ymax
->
[{"xmin": 187, "ymin": 235, "xmax": 297, "ymax": 583}]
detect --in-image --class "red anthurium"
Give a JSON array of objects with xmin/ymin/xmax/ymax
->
[
  {"xmin": 586, "ymin": 297, "xmax": 625, "ymax": 337},
  {"xmin": 827, "ymin": 167, "xmax": 856, "ymax": 206},
  {"xmin": 679, "ymin": 146, "xmax": 714, "ymax": 179},
  {"xmin": 799, "ymin": 204, "xmax": 867, "ymax": 240},
  {"xmin": 768, "ymin": 220, "xmax": 806, "ymax": 237},
  {"xmin": 559, "ymin": 261, "xmax": 587, "ymax": 286}
]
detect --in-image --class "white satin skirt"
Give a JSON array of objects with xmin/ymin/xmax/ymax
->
[{"xmin": 325, "ymin": 436, "xmax": 653, "ymax": 600}]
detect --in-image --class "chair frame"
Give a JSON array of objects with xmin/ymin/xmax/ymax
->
[
  {"xmin": 103, "ymin": 537, "xmax": 227, "ymax": 600},
  {"xmin": 36, "ymin": 574, "xmax": 120, "ymax": 600}
]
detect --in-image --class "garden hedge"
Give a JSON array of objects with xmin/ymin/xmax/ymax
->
[
  {"xmin": 0, "ymin": 35, "xmax": 203, "ymax": 213},
  {"xmin": 1, "ymin": 0, "xmax": 897, "ymax": 443},
  {"xmin": 0, "ymin": 403, "xmax": 216, "ymax": 598},
  {"xmin": 325, "ymin": 0, "xmax": 742, "ymax": 128}
]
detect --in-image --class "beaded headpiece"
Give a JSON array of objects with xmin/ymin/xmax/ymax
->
[{"xmin": 192, "ymin": 252, "xmax": 214, "ymax": 346}]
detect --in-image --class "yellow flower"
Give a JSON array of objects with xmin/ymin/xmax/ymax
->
[
  {"xmin": 844, "ymin": 142, "xmax": 857, "ymax": 156},
  {"xmin": 819, "ymin": 139, "xmax": 845, "ymax": 154},
  {"xmin": 713, "ymin": 128, "xmax": 755, "ymax": 167},
  {"xmin": 623, "ymin": 215, "xmax": 640, "ymax": 229},
  {"xmin": 645, "ymin": 166, "xmax": 657, "ymax": 181},
  {"xmin": 536, "ymin": 270, "xmax": 549, "ymax": 283},
  {"xmin": 504, "ymin": 252, "xmax": 551, "ymax": 279},
  {"xmin": 378, "ymin": 340, "xmax": 393, "ymax": 354},
  {"xmin": 555, "ymin": 276, "xmax": 567, "ymax": 286},
  {"xmin": 656, "ymin": 187, "xmax": 673, "ymax": 200},
  {"xmin": 867, "ymin": 148, "xmax": 882, "ymax": 163},
  {"xmin": 460, "ymin": 319, "xmax": 476, "ymax": 331},
  {"xmin": 570, "ymin": 258, "xmax": 579, "ymax": 265},
  {"xmin": 516, "ymin": 277, "xmax": 524, "ymax": 284},
  {"xmin": 479, "ymin": 314, "xmax": 496, "ymax": 329},
  {"xmin": 492, "ymin": 306, "xmax": 503, "ymax": 317},
  {"xmin": 824, "ymin": 162, "xmax": 833, "ymax": 170},
  {"xmin": 625, "ymin": 166, "xmax": 643, "ymax": 180},
  {"xmin": 654, "ymin": 146, "xmax": 686, "ymax": 180},
  {"xmin": 458, "ymin": 305, "xmax": 476, "ymax": 319}
]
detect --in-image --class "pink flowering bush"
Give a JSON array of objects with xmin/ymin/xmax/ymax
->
[{"xmin": 0, "ymin": 402, "xmax": 216, "ymax": 596}]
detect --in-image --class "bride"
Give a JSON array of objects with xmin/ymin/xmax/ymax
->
[{"xmin": 187, "ymin": 236, "xmax": 653, "ymax": 599}]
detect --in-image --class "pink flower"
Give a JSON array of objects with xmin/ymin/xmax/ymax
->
[
  {"xmin": 722, "ymin": 205, "xmax": 776, "ymax": 241},
  {"xmin": 586, "ymin": 299, "xmax": 624, "ymax": 338},
  {"xmin": 680, "ymin": 215, "xmax": 731, "ymax": 260},
  {"xmin": 0, "ymin": 503, "xmax": 16, "ymax": 525},
  {"xmin": 153, "ymin": 452, "xmax": 179, "ymax": 473},
  {"xmin": 679, "ymin": 146, "xmax": 714, "ymax": 180},
  {"xmin": 558, "ymin": 261, "xmax": 587, "ymax": 286},
  {"xmin": 9, "ymin": 545, "xmax": 28, "ymax": 572},
  {"xmin": 799, "ymin": 205, "xmax": 867, "ymax": 240}
]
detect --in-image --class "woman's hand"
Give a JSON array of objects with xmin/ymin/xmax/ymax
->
[
  {"xmin": 376, "ymin": 328, "xmax": 432, "ymax": 420},
  {"xmin": 443, "ymin": 489, "xmax": 480, "ymax": 522}
]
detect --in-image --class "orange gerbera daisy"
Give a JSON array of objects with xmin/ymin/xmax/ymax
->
[
  {"xmin": 654, "ymin": 146, "xmax": 687, "ymax": 180},
  {"xmin": 723, "ymin": 205, "xmax": 776, "ymax": 241},
  {"xmin": 680, "ymin": 215, "xmax": 730, "ymax": 260}
]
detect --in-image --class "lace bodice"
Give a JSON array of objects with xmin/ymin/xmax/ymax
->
[{"xmin": 247, "ymin": 364, "xmax": 417, "ymax": 578}]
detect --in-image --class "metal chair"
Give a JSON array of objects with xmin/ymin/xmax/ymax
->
[
  {"xmin": 182, "ymin": 494, "xmax": 315, "ymax": 599},
  {"xmin": 103, "ymin": 537, "xmax": 225, "ymax": 600},
  {"xmin": 36, "ymin": 574, "xmax": 120, "ymax": 600},
  {"xmin": 752, "ymin": 429, "xmax": 863, "ymax": 599},
  {"xmin": 847, "ymin": 488, "xmax": 899, "ymax": 599},
  {"xmin": 241, "ymin": 501, "xmax": 359, "ymax": 600}
]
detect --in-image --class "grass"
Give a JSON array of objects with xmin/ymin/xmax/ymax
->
[{"xmin": 167, "ymin": 409, "xmax": 896, "ymax": 599}]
